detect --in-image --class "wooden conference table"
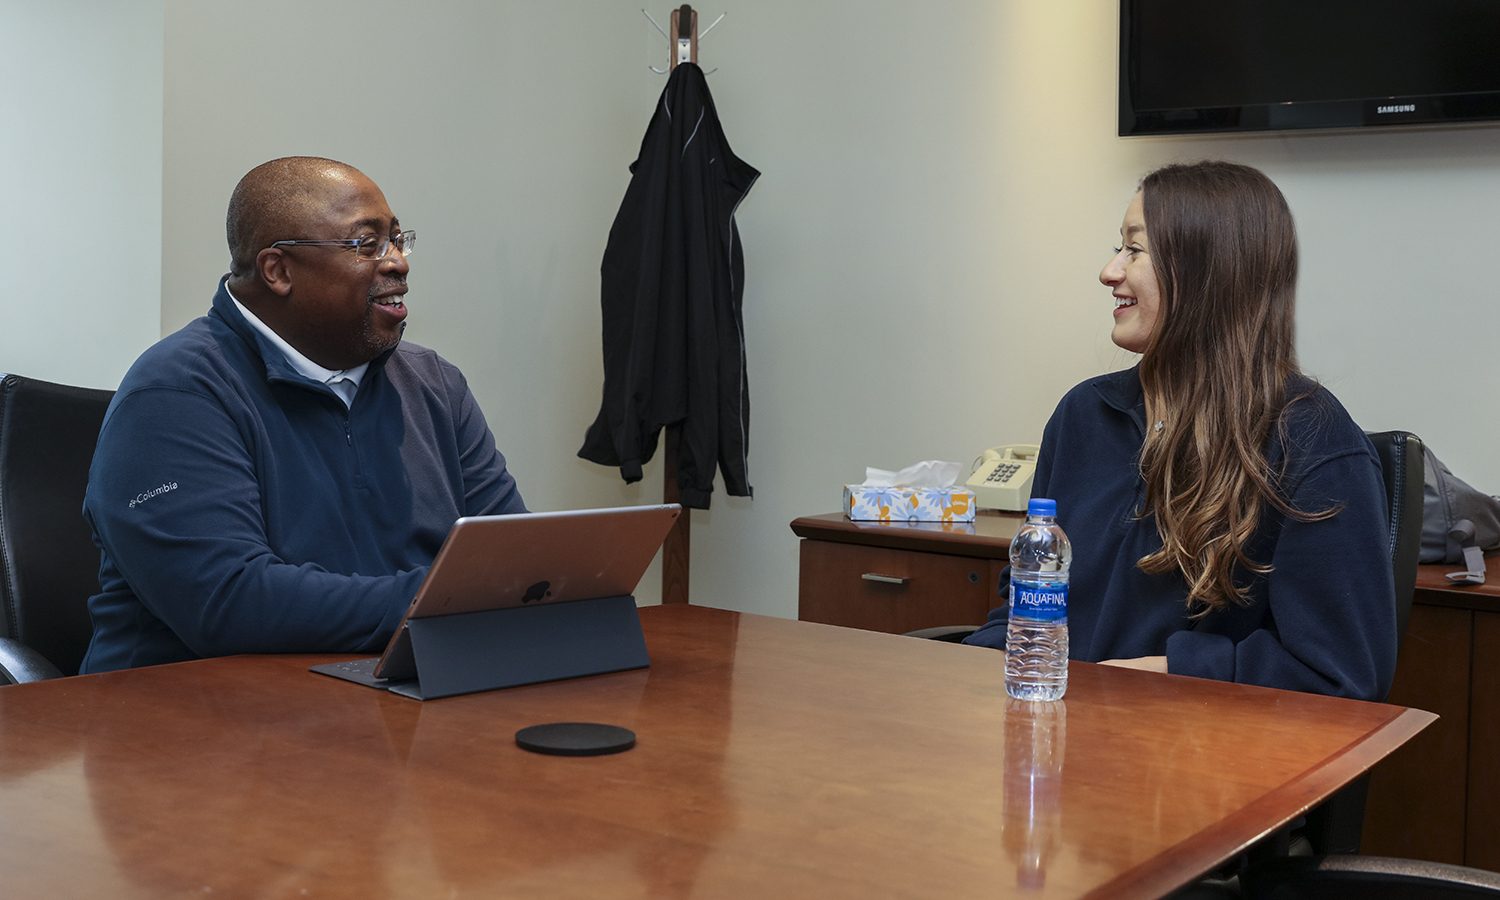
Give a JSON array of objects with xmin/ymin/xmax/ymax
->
[{"xmin": 0, "ymin": 605, "xmax": 1432, "ymax": 900}]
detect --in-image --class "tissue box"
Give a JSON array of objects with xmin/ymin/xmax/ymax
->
[{"xmin": 843, "ymin": 485, "xmax": 977, "ymax": 523}]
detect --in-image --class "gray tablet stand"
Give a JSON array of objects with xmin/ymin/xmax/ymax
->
[{"xmin": 310, "ymin": 594, "xmax": 649, "ymax": 700}]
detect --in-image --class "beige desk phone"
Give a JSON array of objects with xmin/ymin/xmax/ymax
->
[{"xmin": 965, "ymin": 445, "xmax": 1040, "ymax": 511}]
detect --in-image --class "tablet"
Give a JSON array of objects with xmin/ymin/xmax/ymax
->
[{"xmin": 311, "ymin": 503, "xmax": 681, "ymax": 687}]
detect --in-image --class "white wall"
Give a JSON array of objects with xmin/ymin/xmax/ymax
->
[
  {"xmin": 0, "ymin": 1, "xmax": 163, "ymax": 390},
  {"xmin": 155, "ymin": 1, "xmax": 1500, "ymax": 620}
]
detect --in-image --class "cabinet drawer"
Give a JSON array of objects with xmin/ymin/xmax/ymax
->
[{"xmin": 797, "ymin": 540, "xmax": 1003, "ymax": 634}]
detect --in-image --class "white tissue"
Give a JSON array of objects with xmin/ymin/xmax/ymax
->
[{"xmin": 862, "ymin": 460, "xmax": 962, "ymax": 489}]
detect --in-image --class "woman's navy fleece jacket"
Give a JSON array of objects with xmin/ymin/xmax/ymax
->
[
  {"xmin": 965, "ymin": 367, "xmax": 1398, "ymax": 701},
  {"xmin": 80, "ymin": 280, "xmax": 526, "ymax": 673}
]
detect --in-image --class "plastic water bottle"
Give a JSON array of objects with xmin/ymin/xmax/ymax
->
[{"xmin": 1005, "ymin": 498, "xmax": 1070, "ymax": 701}]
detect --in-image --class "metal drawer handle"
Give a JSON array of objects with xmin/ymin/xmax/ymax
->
[{"xmin": 861, "ymin": 573, "xmax": 910, "ymax": 585}]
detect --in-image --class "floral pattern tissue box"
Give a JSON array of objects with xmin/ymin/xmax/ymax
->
[{"xmin": 842, "ymin": 485, "xmax": 976, "ymax": 523}]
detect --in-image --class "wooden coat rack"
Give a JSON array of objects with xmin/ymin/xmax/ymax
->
[
  {"xmin": 661, "ymin": 4, "xmax": 701, "ymax": 605},
  {"xmin": 662, "ymin": 427, "xmax": 690, "ymax": 604},
  {"xmin": 646, "ymin": 4, "xmax": 731, "ymax": 604},
  {"xmin": 645, "ymin": 5, "xmax": 724, "ymax": 76},
  {"xmin": 670, "ymin": 4, "xmax": 698, "ymax": 70}
]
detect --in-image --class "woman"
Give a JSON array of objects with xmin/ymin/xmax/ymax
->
[{"xmin": 965, "ymin": 161, "xmax": 1397, "ymax": 701}]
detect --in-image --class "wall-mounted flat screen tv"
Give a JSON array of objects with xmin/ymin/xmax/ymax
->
[{"xmin": 1120, "ymin": 0, "xmax": 1500, "ymax": 136}]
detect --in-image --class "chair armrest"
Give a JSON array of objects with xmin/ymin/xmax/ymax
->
[
  {"xmin": 0, "ymin": 637, "xmax": 65, "ymax": 685},
  {"xmin": 903, "ymin": 625, "xmax": 979, "ymax": 643},
  {"xmin": 1243, "ymin": 853, "xmax": 1500, "ymax": 899}
]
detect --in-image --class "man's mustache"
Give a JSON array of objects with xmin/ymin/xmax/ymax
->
[{"xmin": 368, "ymin": 276, "xmax": 407, "ymax": 301}]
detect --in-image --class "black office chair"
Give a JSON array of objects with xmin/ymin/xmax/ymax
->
[
  {"xmin": 0, "ymin": 374, "xmax": 114, "ymax": 684},
  {"xmin": 1367, "ymin": 430, "xmax": 1425, "ymax": 664},
  {"xmin": 1285, "ymin": 430, "xmax": 1423, "ymax": 857}
]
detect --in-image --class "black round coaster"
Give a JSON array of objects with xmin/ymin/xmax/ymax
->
[{"xmin": 515, "ymin": 722, "xmax": 636, "ymax": 756}]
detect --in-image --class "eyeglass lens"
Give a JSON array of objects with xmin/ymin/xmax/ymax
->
[{"xmin": 357, "ymin": 230, "xmax": 416, "ymax": 260}]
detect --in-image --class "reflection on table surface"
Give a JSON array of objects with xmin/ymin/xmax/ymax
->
[
  {"xmin": 1005, "ymin": 697, "xmax": 1066, "ymax": 890},
  {"xmin": 0, "ymin": 605, "xmax": 1432, "ymax": 900}
]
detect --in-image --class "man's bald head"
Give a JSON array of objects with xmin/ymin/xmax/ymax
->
[{"xmin": 226, "ymin": 157, "xmax": 367, "ymax": 277}]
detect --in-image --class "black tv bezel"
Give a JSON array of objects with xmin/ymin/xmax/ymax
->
[{"xmin": 1117, "ymin": 0, "xmax": 1500, "ymax": 137}]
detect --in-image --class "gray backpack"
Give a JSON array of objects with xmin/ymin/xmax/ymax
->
[{"xmin": 1421, "ymin": 444, "xmax": 1500, "ymax": 584}]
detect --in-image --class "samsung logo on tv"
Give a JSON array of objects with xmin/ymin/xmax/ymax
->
[{"xmin": 1377, "ymin": 104, "xmax": 1418, "ymax": 114}]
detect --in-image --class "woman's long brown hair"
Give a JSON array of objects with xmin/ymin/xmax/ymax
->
[{"xmin": 1134, "ymin": 161, "xmax": 1332, "ymax": 613}]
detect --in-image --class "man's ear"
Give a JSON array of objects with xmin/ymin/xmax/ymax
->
[{"xmin": 255, "ymin": 248, "xmax": 294, "ymax": 297}]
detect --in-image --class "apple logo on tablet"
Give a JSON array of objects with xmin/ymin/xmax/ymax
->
[{"xmin": 522, "ymin": 581, "xmax": 551, "ymax": 604}]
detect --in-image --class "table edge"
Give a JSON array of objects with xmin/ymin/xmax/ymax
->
[{"xmin": 1087, "ymin": 704, "xmax": 1439, "ymax": 900}]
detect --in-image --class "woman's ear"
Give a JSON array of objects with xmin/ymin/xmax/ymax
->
[{"xmin": 255, "ymin": 248, "xmax": 294, "ymax": 297}]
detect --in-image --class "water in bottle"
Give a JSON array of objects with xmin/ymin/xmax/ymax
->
[{"xmin": 1005, "ymin": 497, "xmax": 1070, "ymax": 701}]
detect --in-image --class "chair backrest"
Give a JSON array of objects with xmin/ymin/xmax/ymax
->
[
  {"xmin": 0, "ymin": 374, "xmax": 114, "ymax": 677},
  {"xmin": 1294, "ymin": 431, "xmax": 1426, "ymax": 857},
  {"xmin": 1364, "ymin": 430, "xmax": 1425, "ymax": 656}
]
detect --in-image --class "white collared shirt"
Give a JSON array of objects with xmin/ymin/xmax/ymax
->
[{"xmin": 225, "ymin": 284, "xmax": 368, "ymax": 409}]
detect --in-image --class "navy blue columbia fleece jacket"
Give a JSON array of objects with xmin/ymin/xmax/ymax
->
[
  {"xmin": 966, "ymin": 366, "xmax": 1398, "ymax": 701},
  {"xmin": 80, "ymin": 280, "xmax": 526, "ymax": 673}
]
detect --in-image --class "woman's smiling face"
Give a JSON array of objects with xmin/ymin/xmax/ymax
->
[{"xmin": 1099, "ymin": 191, "xmax": 1162, "ymax": 355}]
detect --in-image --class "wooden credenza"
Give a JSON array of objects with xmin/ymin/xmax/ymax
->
[
  {"xmin": 1364, "ymin": 569, "xmax": 1500, "ymax": 869},
  {"xmin": 790, "ymin": 510, "xmax": 1499, "ymax": 870},
  {"xmin": 792, "ymin": 511, "xmax": 1020, "ymax": 634}
]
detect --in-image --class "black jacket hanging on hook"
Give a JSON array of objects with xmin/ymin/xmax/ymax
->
[{"xmin": 579, "ymin": 62, "xmax": 760, "ymax": 509}]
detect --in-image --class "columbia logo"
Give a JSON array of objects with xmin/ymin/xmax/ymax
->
[
  {"xmin": 129, "ymin": 481, "xmax": 179, "ymax": 508},
  {"xmin": 1377, "ymin": 104, "xmax": 1417, "ymax": 114}
]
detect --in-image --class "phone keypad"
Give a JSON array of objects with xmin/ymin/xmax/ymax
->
[{"xmin": 984, "ymin": 463, "xmax": 1022, "ymax": 484}]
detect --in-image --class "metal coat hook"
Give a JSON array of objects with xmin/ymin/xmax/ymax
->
[{"xmin": 642, "ymin": 6, "xmax": 724, "ymax": 75}]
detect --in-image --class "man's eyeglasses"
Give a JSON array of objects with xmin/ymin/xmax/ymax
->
[{"xmin": 270, "ymin": 230, "xmax": 416, "ymax": 261}]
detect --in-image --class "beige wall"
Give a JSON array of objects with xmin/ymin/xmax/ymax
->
[
  {"xmin": 2, "ymin": 1, "xmax": 163, "ymax": 389},
  {"xmin": 33, "ymin": 1, "xmax": 1500, "ymax": 619}
]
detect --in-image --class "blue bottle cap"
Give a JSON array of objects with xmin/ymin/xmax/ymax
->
[{"xmin": 1027, "ymin": 498, "xmax": 1057, "ymax": 517}]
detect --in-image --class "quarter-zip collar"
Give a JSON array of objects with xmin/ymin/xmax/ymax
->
[{"xmin": 1090, "ymin": 364, "xmax": 1149, "ymax": 436}]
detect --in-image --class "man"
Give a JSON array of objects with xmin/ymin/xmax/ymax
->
[{"xmin": 81, "ymin": 157, "xmax": 526, "ymax": 673}]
